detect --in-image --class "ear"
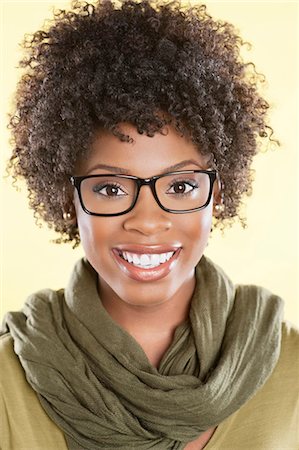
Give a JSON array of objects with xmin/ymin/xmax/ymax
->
[
  {"xmin": 62, "ymin": 201, "xmax": 77, "ymax": 226},
  {"xmin": 213, "ymin": 175, "xmax": 222, "ymax": 205}
]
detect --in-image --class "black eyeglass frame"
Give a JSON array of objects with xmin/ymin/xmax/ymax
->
[{"xmin": 69, "ymin": 169, "xmax": 217, "ymax": 217}]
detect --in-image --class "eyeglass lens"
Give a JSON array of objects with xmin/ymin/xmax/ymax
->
[{"xmin": 80, "ymin": 172, "xmax": 211, "ymax": 214}]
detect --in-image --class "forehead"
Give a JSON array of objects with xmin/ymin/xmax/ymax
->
[{"xmin": 77, "ymin": 123, "xmax": 210, "ymax": 177}]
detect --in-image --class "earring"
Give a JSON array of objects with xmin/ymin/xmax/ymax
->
[
  {"xmin": 63, "ymin": 211, "xmax": 73, "ymax": 221},
  {"xmin": 214, "ymin": 203, "xmax": 225, "ymax": 213}
]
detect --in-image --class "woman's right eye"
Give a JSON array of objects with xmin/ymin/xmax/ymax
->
[{"xmin": 92, "ymin": 183, "xmax": 127, "ymax": 197}]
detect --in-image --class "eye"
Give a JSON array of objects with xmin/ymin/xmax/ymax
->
[
  {"xmin": 167, "ymin": 180, "xmax": 198, "ymax": 195},
  {"xmin": 92, "ymin": 182, "xmax": 127, "ymax": 197}
]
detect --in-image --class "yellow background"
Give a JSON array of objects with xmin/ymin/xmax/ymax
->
[{"xmin": 1, "ymin": 1, "xmax": 298, "ymax": 325}]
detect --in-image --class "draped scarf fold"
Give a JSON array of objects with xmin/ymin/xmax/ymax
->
[{"xmin": 2, "ymin": 256, "xmax": 283, "ymax": 449}]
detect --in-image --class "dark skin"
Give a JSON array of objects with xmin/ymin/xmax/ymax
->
[{"xmin": 72, "ymin": 123, "xmax": 220, "ymax": 448}]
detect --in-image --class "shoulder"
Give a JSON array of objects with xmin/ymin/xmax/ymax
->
[
  {"xmin": 0, "ymin": 333, "xmax": 67, "ymax": 449},
  {"xmin": 0, "ymin": 332, "xmax": 37, "ymax": 412},
  {"xmin": 248, "ymin": 319, "xmax": 299, "ymax": 418},
  {"xmin": 243, "ymin": 319, "xmax": 299, "ymax": 417},
  {"xmin": 0, "ymin": 332, "xmax": 12, "ymax": 353},
  {"xmin": 210, "ymin": 321, "xmax": 299, "ymax": 449},
  {"xmin": 0, "ymin": 333, "xmax": 20, "ymax": 381}
]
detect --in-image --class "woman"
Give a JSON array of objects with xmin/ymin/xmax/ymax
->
[{"xmin": 1, "ymin": 1, "xmax": 298, "ymax": 449}]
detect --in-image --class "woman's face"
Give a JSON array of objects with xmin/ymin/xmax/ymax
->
[{"xmin": 73, "ymin": 123, "xmax": 218, "ymax": 307}]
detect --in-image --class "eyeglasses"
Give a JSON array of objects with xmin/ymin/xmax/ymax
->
[{"xmin": 69, "ymin": 169, "xmax": 217, "ymax": 217}]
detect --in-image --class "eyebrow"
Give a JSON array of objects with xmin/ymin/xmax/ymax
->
[{"xmin": 86, "ymin": 159, "xmax": 205, "ymax": 175}]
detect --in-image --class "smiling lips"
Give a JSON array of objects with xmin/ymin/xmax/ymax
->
[{"xmin": 112, "ymin": 245, "xmax": 182, "ymax": 282}]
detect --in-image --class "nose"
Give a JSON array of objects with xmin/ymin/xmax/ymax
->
[{"xmin": 122, "ymin": 184, "xmax": 172, "ymax": 235}]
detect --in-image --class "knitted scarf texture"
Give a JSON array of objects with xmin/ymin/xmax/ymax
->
[{"xmin": 2, "ymin": 256, "xmax": 283, "ymax": 449}]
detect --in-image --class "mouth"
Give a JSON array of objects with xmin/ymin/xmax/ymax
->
[{"xmin": 111, "ymin": 247, "xmax": 182, "ymax": 282}]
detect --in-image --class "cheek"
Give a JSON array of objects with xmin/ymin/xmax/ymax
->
[
  {"xmin": 77, "ymin": 216, "xmax": 95, "ymax": 252},
  {"xmin": 179, "ymin": 208, "xmax": 213, "ymax": 265},
  {"xmin": 74, "ymin": 192, "xmax": 111, "ymax": 253},
  {"xmin": 78, "ymin": 217, "xmax": 109, "ymax": 248},
  {"xmin": 180, "ymin": 208, "xmax": 212, "ymax": 242},
  {"xmin": 76, "ymin": 210, "xmax": 123, "ymax": 270},
  {"xmin": 75, "ymin": 205, "xmax": 106, "ymax": 256}
]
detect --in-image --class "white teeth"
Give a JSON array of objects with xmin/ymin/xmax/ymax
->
[
  {"xmin": 150, "ymin": 254, "xmax": 161, "ymax": 266},
  {"xmin": 119, "ymin": 251, "xmax": 176, "ymax": 268},
  {"xmin": 123, "ymin": 251, "xmax": 132, "ymax": 263},
  {"xmin": 133, "ymin": 254, "xmax": 140, "ymax": 265},
  {"xmin": 160, "ymin": 253, "xmax": 167, "ymax": 263},
  {"xmin": 139, "ymin": 254, "xmax": 150, "ymax": 265},
  {"xmin": 166, "ymin": 252, "xmax": 173, "ymax": 260}
]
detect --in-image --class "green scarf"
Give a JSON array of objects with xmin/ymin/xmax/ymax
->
[{"xmin": 2, "ymin": 256, "xmax": 283, "ymax": 449}]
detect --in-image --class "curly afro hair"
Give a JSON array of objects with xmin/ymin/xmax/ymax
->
[{"xmin": 7, "ymin": 0, "xmax": 276, "ymax": 248}]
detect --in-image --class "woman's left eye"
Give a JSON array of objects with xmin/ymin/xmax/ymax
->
[{"xmin": 168, "ymin": 181, "xmax": 196, "ymax": 194}]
